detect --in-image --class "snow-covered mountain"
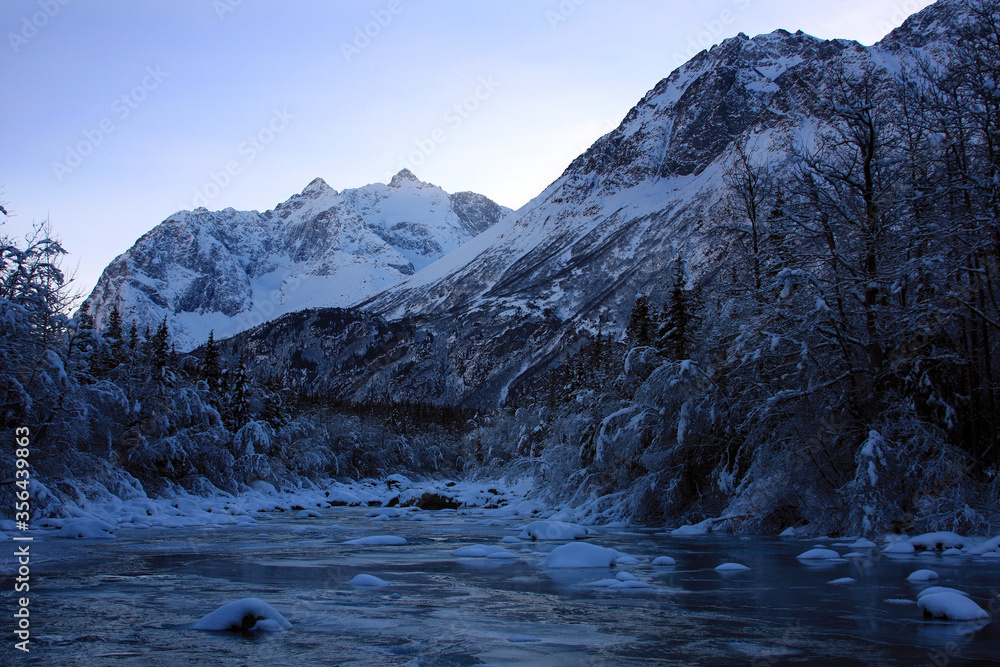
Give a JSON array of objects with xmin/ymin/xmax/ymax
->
[
  {"xmin": 221, "ymin": 0, "xmax": 977, "ymax": 407},
  {"xmin": 84, "ymin": 170, "xmax": 510, "ymax": 350}
]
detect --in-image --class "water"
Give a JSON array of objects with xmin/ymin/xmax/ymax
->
[{"xmin": 3, "ymin": 508, "xmax": 999, "ymax": 666}]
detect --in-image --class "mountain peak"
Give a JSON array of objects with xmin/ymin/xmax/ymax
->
[
  {"xmin": 389, "ymin": 168, "xmax": 421, "ymax": 188},
  {"xmin": 302, "ymin": 177, "xmax": 333, "ymax": 196}
]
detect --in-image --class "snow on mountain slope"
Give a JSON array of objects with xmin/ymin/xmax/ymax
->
[
  {"xmin": 332, "ymin": 0, "xmax": 977, "ymax": 405},
  {"xmin": 84, "ymin": 170, "xmax": 509, "ymax": 350},
  {"xmin": 363, "ymin": 29, "xmax": 858, "ymax": 324}
]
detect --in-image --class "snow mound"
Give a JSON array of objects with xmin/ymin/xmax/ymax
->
[
  {"xmin": 828, "ymin": 577, "xmax": 856, "ymax": 585},
  {"xmin": 796, "ymin": 548, "xmax": 839, "ymax": 560},
  {"xmin": 918, "ymin": 592, "xmax": 988, "ymax": 621},
  {"xmin": 906, "ymin": 569, "xmax": 939, "ymax": 582},
  {"xmin": 349, "ymin": 574, "xmax": 389, "ymax": 587},
  {"xmin": 453, "ymin": 544, "xmax": 508, "ymax": 558},
  {"xmin": 518, "ymin": 521, "xmax": 588, "ymax": 541},
  {"xmin": 53, "ymin": 518, "xmax": 116, "ymax": 539},
  {"xmin": 882, "ymin": 541, "xmax": 915, "ymax": 554},
  {"xmin": 192, "ymin": 598, "xmax": 292, "ymax": 632},
  {"xmin": 715, "ymin": 562, "xmax": 751, "ymax": 572},
  {"xmin": 909, "ymin": 531, "xmax": 967, "ymax": 551},
  {"xmin": 942, "ymin": 548, "xmax": 963, "ymax": 556},
  {"xmin": 652, "ymin": 556, "xmax": 677, "ymax": 566},
  {"xmin": 487, "ymin": 549, "xmax": 518, "ymax": 559},
  {"xmin": 848, "ymin": 538, "xmax": 877, "ymax": 548},
  {"xmin": 341, "ymin": 535, "xmax": 407, "ymax": 545},
  {"xmin": 543, "ymin": 542, "xmax": 618, "ymax": 568},
  {"xmin": 671, "ymin": 519, "xmax": 713, "ymax": 536},
  {"xmin": 296, "ymin": 509, "xmax": 322, "ymax": 518},
  {"xmin": 778, "ymin": 527, "xmax": 798, "ymax": 537},
  {"xmin": 917, "ymin": 586, "xmax": 969, "ymax": 599},
  {"xmin": 967, "ymin": 535, "xmax": 1000, "ymax": 555},
  {"xmin": 615, "ymin": 555, "xmax": 639, "ymax": 565}
]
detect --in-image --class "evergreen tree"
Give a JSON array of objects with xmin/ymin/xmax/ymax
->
[
  {"xmin": 626, "ymin": 295, "xmax": 654, "ymax": 347},
  {"xmin": 105, "ymin": 305, "xmax": 123, "ymax": 341},
  {"xmin": 201, "ymin": 330, "xmax": 221, "ymax": 392},
  {"xmin": 659, "ymin": 262, "xmax": 699, "ymax": 359},
  {"xmin": 152, "ymin": 317, "xmax": 170, "ymax": 374},
  {"xmin": 225, "ymin": 352, "xmax": 251, "ymax": 429}
]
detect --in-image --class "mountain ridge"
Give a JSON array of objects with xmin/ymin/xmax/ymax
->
[{"xmin": 84, "ymin": 170, "xmax": 510, "ymax": 351}]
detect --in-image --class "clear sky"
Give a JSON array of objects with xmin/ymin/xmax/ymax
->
[{"xmin": 1, "ymin": 0, "xmax": 934, "ymax": 296}]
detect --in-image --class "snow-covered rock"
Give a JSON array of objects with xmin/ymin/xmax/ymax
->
[
  {"xmin": 518, "ymin": 520, "xmax": 589, "ymax": 541},
  {"xmin": 452, "ymin": 544, "xmax": 516, "ymax": 559},
  {"xmin": 966, "ymin": 535, "xmax": 1000, "ymax": 555},
  {"xmin": 882, "ymin": 541, "xmax": 916, "ymax": 555},
  {"xmin": 670, "ymin": 519, "xmax": 713, "ymax": 536},
  {"xmin": 918, "ymin": 592, "xmax": 988, "ymax": 621},
  {"xmin": 848, "ymin": 538, "xmax": 877, "ymax": 548},
  {"xmin": 348, "ymin": 574, "xmax": 389, "ymax": 587},
  {"xmin": 796, "ymin": 548, "xmax": 840, "ymax": 560},
  {"xmin": 341, "ymin": 535, "xmax": 407, "ymax": 546},
  {"xmin": 916, "ymin": 586, "xmax": 969, "ymax": 599},
  {"xmin": 828, "ymin": 577, "xmax": 856, "ymax": 585},
  {"xmin": 192, "ymin": 598, "xmax": 292, "ymax": 632},
  {"xmin": 715, "ymin": 562, "xmax": 751, "ymax": 572},
  {"xmin": 906, "ymin": 569, "xmax": 939, "ymax": 582},
  {"xmin": 652, "ymin": 556, "xmax": 677, "ymax": 566},
  {"xmin": 909, "ymin": 531, "xmax": 968, "ymax": 551},
  {"xmin": 543, "ymin": 543, "xmax": 619, "ymax": 568}
]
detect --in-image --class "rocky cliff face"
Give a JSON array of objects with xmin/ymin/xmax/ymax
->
[{"xmin": 84, "ymin": 170, "xmax": 509, "ymax": 350}]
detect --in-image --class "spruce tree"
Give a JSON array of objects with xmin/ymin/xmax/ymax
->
[
  {"xmin": 201, "ymin": 330, "xmax": 221, "ymax": 392},
  {"xmin": 660, "ymin": 262, "xmax": 699, "ymax": 359},
  {"xmin": 152, "ymin": 317, "xmax": 170, "ymax": 374},
  {"xmin": 626, "ymin": 295, "xmax": 653, "ymax": 347}
]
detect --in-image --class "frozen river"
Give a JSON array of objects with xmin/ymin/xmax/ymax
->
[{"xmin": 3, "ymin": 506, "xmax": 999, "ymax": 666}]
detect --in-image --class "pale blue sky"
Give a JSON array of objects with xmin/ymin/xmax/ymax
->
[{"xmin": 1, "ymin": 0, "xmax": 933, "ymax": 295}]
